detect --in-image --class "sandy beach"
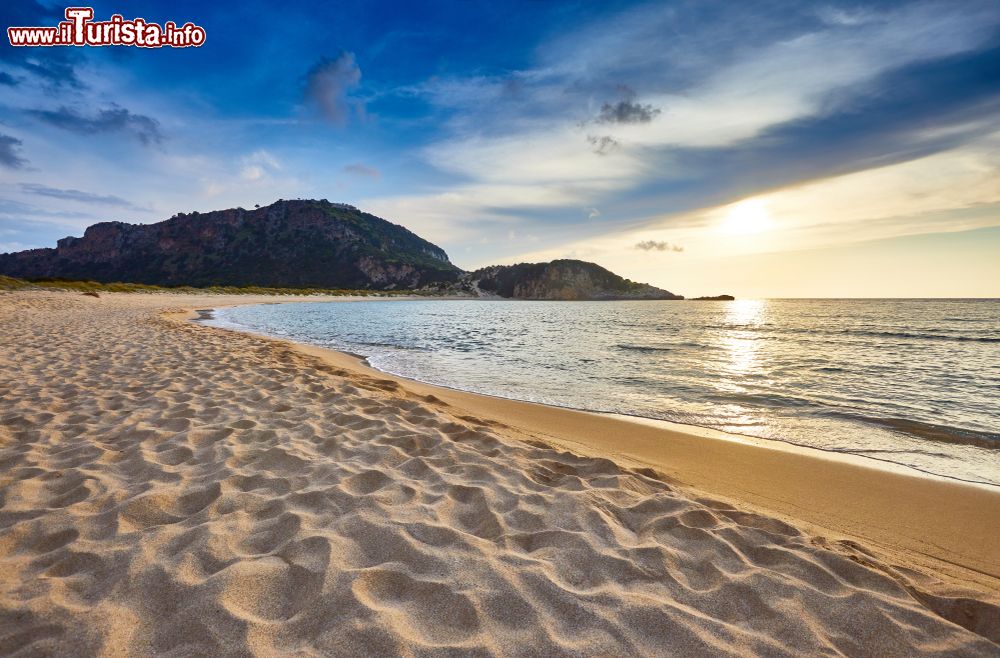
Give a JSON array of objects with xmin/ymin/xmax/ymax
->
[{"xmin": 1, "ymin": 291, "xmax": 998, "ymax": 657}]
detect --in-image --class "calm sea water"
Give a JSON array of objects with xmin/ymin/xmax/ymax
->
[{"xmin": 209, "ymin": 299, "xmax": 1000, "ymax": 486}]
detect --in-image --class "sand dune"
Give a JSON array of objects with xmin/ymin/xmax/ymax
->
[{"xmin": 0, "ymin": 291, "xmax": 998, "ymax": 656}]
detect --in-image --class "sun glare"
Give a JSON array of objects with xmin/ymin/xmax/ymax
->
[{"xmin": 720, "ymin": 199, "xmax": 773, "ymax": 235}]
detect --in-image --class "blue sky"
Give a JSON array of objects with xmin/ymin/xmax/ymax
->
[{"xmin": 1, "ymin": 0, "xmax": 998, "ymax": 296}]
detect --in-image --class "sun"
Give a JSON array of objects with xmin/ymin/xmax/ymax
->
[{"xmin": 720, "ymin": 199, "xmax": 773, "ymax": 235}]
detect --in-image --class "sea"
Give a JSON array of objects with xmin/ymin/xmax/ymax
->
[{"xmin": 207, "ymin": 299, "xmax": 1000, "ymax": 486}]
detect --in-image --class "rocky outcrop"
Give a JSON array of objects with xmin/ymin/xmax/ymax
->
[
  {"xmin": 692, "ymin": 294, "xmax": 735, "ymax": 301},
  {"xmin": 462, "ymin": 259, "xmax": 683, "ymax": 301},
  {"xmin": 0, "ymin": 200, "xmax": 461, "ymax": 290}
]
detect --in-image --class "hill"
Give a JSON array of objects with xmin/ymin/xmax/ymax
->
[
  {"xmin": 462, "ymin": 259, "xmax": 683, "ymax": 300},
  {"xmin": 0, "ymin": 200, "xmax": 461, "ymax": 290}
]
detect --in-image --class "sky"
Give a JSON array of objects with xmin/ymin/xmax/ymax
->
[{"xmin": 1, "ymin": 0, "xmax": 998, "ymax": 297}]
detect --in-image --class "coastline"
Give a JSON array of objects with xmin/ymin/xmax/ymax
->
[
  {"xmin": 206, "ymin": 298, "xmax": 1000, "ymax": 486},
  {"xmin": 200, "ymin": 302, "xmax": 1000, "ymax": 588},
  {"xmin": 2, "ymin": 290, "xmax": 998, "ymax": 656}
]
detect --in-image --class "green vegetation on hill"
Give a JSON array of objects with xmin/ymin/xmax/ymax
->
[{"xmin": 0, "ymin": 275, "xmax": 428, "ymax": 297}]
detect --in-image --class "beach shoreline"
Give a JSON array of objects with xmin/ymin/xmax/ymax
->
[
  {"xmin": 207, "ymin": 304, "xmax": 998, "ymax": 488},
  {"xmin": 2, "ymin": 290, "xmax": 998, "ymax": 656},
  {"xmin": 193, "ymin": 300, "xmax": 1000, "ymax": 588}
]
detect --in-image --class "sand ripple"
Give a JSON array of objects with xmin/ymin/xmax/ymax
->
[{"xmin": 0, "ymin": 292, "xmax": 998, "ymax": 656}]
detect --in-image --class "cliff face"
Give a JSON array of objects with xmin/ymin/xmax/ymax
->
[
  {"xmin": 466, "ymin": 259, "xmax": 683, "ymax": 300},
  {"xmin": 0, "ymin": 200, "xmax": 461, "ymax": 289}
]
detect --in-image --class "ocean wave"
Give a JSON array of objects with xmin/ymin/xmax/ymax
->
[
  {"xmin": 709, "ymin": 392, "xmax": 815, "ymax": 409},
  {"xmin": 836, "ymin": 414, "xmax": 1000, "ymax": 450},
  {"xmin": 355, "ymin": 340, "xmax": 431, "ymax": 351},
  {"xmin": 844, "ymin": 330, "xmax": 1000, "ymax": 343},
  {"xmin": 703, "ymin": 324, "xmax": 999, "ymax": 344},
  {"xmin": 615, "ymin": 343, "xmax": 674, "ymax": 353},
  {"xmin": 615, "ymin": 341, "xmax": 715, "ymax": 352}
]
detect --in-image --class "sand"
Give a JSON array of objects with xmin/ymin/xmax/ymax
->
[{"xmin": 0, "ymin": 291, "xmax": 997, "ymax": 657}]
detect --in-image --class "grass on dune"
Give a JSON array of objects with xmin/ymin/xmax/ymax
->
[{"xmin": 0, "ymin": 275, "xmax": 428, "ymax": 297}]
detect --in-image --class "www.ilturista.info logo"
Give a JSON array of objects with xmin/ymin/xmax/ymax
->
[{"xmin": 7, "ymin": 7, "xmax": 206, "ymax": 48}]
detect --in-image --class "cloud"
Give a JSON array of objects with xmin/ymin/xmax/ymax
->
[
  {"xmin": 0, "ymin": 199, "xmax": 97, "ymax": 224},
  {"xmin": 0, "ymin": 133, "xmax": 28, "ymax": 169},
  {"xmin": 597, "ymin": 100, "xmax": 661, "ymax": 124},
  {"xmin": 587, "ymin": 135, "xmax": 619, "ymax": 155},
  {"xmin": 0, "ymin": 72, "xmax": 17, "ymax": 87},
  {"xmin": 27, "ymin": 105, "xmax": 164, "ymax": 146},
  {"xmin": 304, "ymin": 52, "xmax": 363, "ymax": 124},
  {"xmin": 20, "ymin": 184, "xmax": 146, "ymax": 211},
  {"xmin": 239, "ymin": 150, "xmax": 281, "ymax": 181},
  {"xmin": 587, "ymin": 208, "xmax": 601, "ymax": 219},
  {"xmin": 635, "ymin": 240, "xmax": 683, "ymax": 252},
  {"xmin": 816, "ymin": 6, "xmax": 876, "ymax": 27},
  {"xmin": 593, "ymin": 85, "xmax": 661, "ymax": 125},
  {"xmin": 343, "ymin": 163, "xmax": 380, "ymax": 179}
]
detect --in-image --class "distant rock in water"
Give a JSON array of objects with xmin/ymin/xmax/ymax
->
[
  {"xmin": 691, "ymin": 294, "xmax": 735, "ymax": 301},
  {"xmin": 0, "ymin": 199, "xmax": 461, "ymax": 290},
  {"xmin": 461, "ymin": 259, "xmax": 683, "ymax": 301}
]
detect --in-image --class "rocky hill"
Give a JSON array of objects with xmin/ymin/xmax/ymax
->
[
  {"xmin": 0, "ymin": 201, "xmax": 685, "ymax": 299},
  {"xmin": 0, "ymin": 200, "xmax": 461, "ymax": 289},
  {"xmin": 461, "ymin": 259, "xmax": 683, "ymax": 300}
]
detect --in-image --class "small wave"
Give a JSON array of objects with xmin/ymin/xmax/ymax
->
[
  {"xmin": 703, "ymin": 324, "xmax": 999, "ymax": 344},
  {"xmin": 837, "ymin": 414, "xmax": 1000, "ymax": 450},
  {"xmin": 352, "ymin": 340, "xmax": 431, "ymax": 351},
  {"xmin": 845, "ymin": 330, "xmax": 1000, "ymax": 343},
  {"xmin": 710, "ymin": 392, "xmax": 815, "ymax": 409},
  {"xmin": 615, "ymin": 343, "xmax": 674, "ymax": 353}
]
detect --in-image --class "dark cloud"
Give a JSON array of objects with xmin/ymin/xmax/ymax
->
[
  {"xmin": 598, "ymin": 100, "xmax": 661, "ymax": 124},
  {"xmin": 342, "ymin": 163, "xmax": 380, "ymax": 179},
  {"xmin": 0, "ymin": 133, "xmax": 28, "ymax": 169},
  {"xmin": 635, "ymin": 240, "xmax": 683, "ymax": 252},
  {"xmin": 20, "ymin": 184, "xmax": 146, "ymax": 211},
  {"xmin": 305, "ymin": 52, "xmax": 363, "ymax": 124},
  {"xmin": 587, "ymin": 135, "xmax": 619, "ymax": 155},
  {"xmin": 26, "ymin": 105, "xmax": 164, "ymax": 146},
  {"xmin": 591, "ymin": 85, "xmax": 661, "ymax": 125}
]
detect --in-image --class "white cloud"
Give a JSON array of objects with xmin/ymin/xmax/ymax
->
[{"xmin": 239, "ymin": 150, "xmax": 282, "ymax": 181}]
